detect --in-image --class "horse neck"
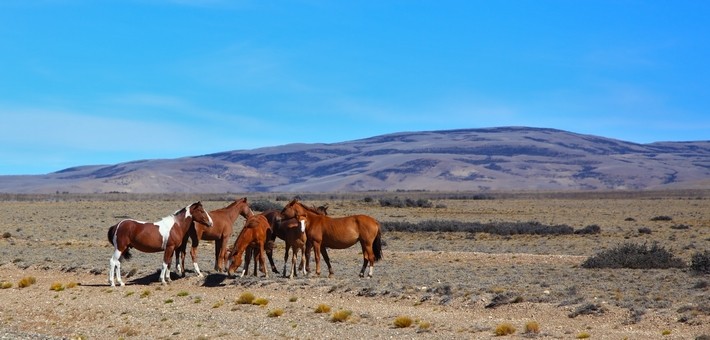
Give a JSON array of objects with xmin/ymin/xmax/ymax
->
[
  {"xmin": 172, "ymin": 211, "xmax": 194, "ymax": 233},
  {"xmin": 221, "ymin": 201, "xmax": 250, "ymax": 223}
]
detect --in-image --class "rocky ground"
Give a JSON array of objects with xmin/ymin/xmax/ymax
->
[{"xmin": 0, "ymin": 192, "xmax": 708, "ymax": 339}]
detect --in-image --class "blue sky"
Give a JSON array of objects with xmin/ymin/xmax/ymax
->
[{"xmin": 1, "ymin": 1, "xmax": 708, "ymax": 175}]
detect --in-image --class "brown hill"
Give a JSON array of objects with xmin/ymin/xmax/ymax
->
[{"xmin": 1, "ymin": 127, "xmax": 708, "ymax": 193}]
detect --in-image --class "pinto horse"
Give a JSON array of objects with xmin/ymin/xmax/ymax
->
[
  {"xmin": 176, "ymin": 197, "xmax": 253, "ymax": 276},
  {"xmin": 226, "ymin": 214, "xmax": 271, "ymax": 278},
  {"xmin": 107, "ymin": 201, "xmax": 213, "ymax": 287},
  {"xmin": 280, "ymin": 199, "xmax": 382, "ymax": 278}
]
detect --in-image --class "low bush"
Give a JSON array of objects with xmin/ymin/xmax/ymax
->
[
  {"xmin": 0, "ymin": 281, "xmax": 12, "ymax": 289},
  {"xmin": 574, "ymin": 224, "xmax": 601, "ymax": 235},
  {"xmin": 581, "ymin": 242, "xmax": 685, "ymax": 269},
  {"xmin": 250, "ymin": 200, "xmax": 283, "ymax": 212},
  {"xmin": 690, "ymin": 251, "xmax": 710, "ymax": 274},
  {"xmin": 314, "ymin": 304, "xmax": 331, "ymax": 313},
  {"xmin": 268, "ymin": 308, "xmax": 284, "ymax": 317},
  {"xmin": 524, "ymin": 321, "xmax": 540, "ymax": 334},
  {"xmin": 650, "ymin": 215, "xmax": 673, "ymax": 221},
  {"xmin": 381, "ymin": 220, "xmax": 577, "ymax": 236}
]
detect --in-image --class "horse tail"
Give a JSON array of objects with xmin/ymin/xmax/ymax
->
[
  {"xmin": 373, "ymin": 228, "xmax": 383, "ymax": 262},
  {"xmin": 107, "ymin": 225, "xmax": 115, "ymax": 246}
]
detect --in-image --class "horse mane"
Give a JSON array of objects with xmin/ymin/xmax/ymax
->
[{"xmin": 218, "ymin": 197, "xmax": 247, "ymax": 212}]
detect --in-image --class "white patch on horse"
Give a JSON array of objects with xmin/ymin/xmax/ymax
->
[
  {"xmin": 299, "ymin": 219, "xmax": 306, "ymax": 233},
  {"xmin": 154, "ymin": 216, "xmax": 176, "ymax": 250}
]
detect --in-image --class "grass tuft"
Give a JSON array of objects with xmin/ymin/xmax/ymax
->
[
  {"xmin": 314, "ymin": 304, "xmax": 331, "ymax": 313},
  {"xmin": 252, "ymin": 297, "xmax": 269, "ymax": 306},
  {"xmin": 18, "ymin": 276, "xmax": 36, "ymax": 288},
  {"xmin": 330, "ymin": 309, "xmax": 352, "ymax": 323},
  {"xmin": 49, "ymin": 282, "xmax": 65, "ymax": 291},
  {"xmin": 177, "ymin": 291, "xmax": 189, "ymax": 297},
  {"xmin": 140, "ymin": 290, "xmax": 151, "ymax": 298},
  {"xmin": 0, "ymin": 281, "xmax": 12, "ymax": 289},
  {"xmin": 393, "ymin": 315, "xmax": 413, "ymax": 328},
  {"xmin": 576, "ymin": 331, "xmax": 591, "ymax": 339},
  {"xmin": 236, "ymin": 292, "xmax": 255, "ymax": 304},
  {"xmin": 524, "ymin": 321, "xmax": 540, "ymax": 334},
  {"xmin": 494, "ymin": 323, "xmax": 516, "ymax": 336},
  {"xmin": 268, "ymin": 308, "xmax": 284, "ymax": 317}
]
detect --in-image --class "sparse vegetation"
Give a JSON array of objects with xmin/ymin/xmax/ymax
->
[
  {"xmin": 576, "ymin": 332, "xmax": 591, "ymax": 339},
  {"xmin": 651, "ymin": 215, "xmax": 673, "ymax": 221},
  {"xmin": 140, "ymin": 290, "xmax": 151, "ymax": 298},
  {"xmin": 250, "ymin": 200, "xmax": 283, "ymax": 212},
  {"xmin": 177, "ymin": 291, "xmax": 189, "ymax": 297},
  {"xmin": 382, "ymin": 219, "xmax": 577, "ymax": 235},
  {"xmin": 581, "ymin": 242, "xmax": 685, "ymax": 269},
  {"xmin": 1, "ymin": 281, "xmax": 13, "ymax": 289},
  {"xmin": 494, "ymin": 322, "xmax": 516, "ymax": 336},
  {"xmin": 393, "ymin": 315, "xmax": 413, "ymax": 328}
]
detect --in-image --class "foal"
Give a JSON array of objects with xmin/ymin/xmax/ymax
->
[
  {"xmin": 107, "ymin": 201, "xmax": 213, "ymax": 287},
  {"xmin": 226, "ymin": 214, "xmax": 271, "ymax": 278}
]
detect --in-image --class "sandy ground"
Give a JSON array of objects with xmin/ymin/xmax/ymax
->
[{"xmin": 0, "ymin": 193, "xmax": 708, "ymax": 339}]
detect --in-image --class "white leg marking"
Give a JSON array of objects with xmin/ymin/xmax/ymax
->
[
  {"xmin": 194, "ymin": 263, "xmax": 203, "ymax": 277},
  {"xmin": 369, "ymin": 265, "xmax": 374, "ymax": 278},
  {"xmin": 239, "ymin": 269, "xmax": 246, "ymax": 278},
  {"xmin": 160, "ymin": 263, "xmax": 169, "ymax": 284}
]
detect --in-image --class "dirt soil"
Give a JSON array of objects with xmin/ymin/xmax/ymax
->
[{"xmin": 0, "ymin": 192, "xmax": 708, "ymax": 339}]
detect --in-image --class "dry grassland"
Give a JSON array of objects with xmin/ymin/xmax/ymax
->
[{"xmin": 0, "ymin": 191, "xmax": 708, "ymax": 339}]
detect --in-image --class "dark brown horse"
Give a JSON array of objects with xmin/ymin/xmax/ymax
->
[
  {"xmin": 226, "ymin": 214, "xmax": 271, "ymax": 278},
  {"xmin": 176, "ymin": 197, "xmax": 253, "ymax": 276},
  {"xmin": 280, "ymin": 199, "xmax": 382, "ymax": 278},
  {"xmin": 107, "ymin": 201, "xmax": 213, "ymax": 287}
]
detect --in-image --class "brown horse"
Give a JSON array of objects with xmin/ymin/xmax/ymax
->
[
  {"xmin": 280, "ymin": 199, "xmax": 382, "ymax": 278},
  {"xmin": 226, "ymin": 214, "xmax": 271, "ymax": 278},
  {"xmin": 107, "ymin": 201, "xmax": 213, "ymax": 287},
  {"xmin": 175, "ymin": 197, "xmax": 253, "ymax": 276}
]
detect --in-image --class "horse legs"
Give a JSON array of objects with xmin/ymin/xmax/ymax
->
[
  {"xmin": 320, "ymin": 247, "xmax": 334, "ymax": 278},
  {"xmin": 161, "ymin": 248, "xmax": 177, "ymax": 284},
  {"xmin": 311, "ymin": 241, "xmax": 322, "ymax": 276},
  {"xmin": 282, "ymin": 243, "xmax": 291, "ymax": 278},
  {"xmin": 108, "ymin": 249, "xmax": 124, "ymax": 287},
  {"xmin": 266, "ymin": 239, "xmax": 279, "ymax": 274},
  {"xmin": 190, "ymin": 237, "xmax": 203, "ymax": 277},
  {"xmin": 359, "ymin": 242, "xmax": 375, "ymax": 278},
  {"xmin": 258, "ymin": 243, "xmax": 269, "ymax": 278}
]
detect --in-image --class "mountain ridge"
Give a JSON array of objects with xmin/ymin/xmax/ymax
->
[{"xmin": 1, "ymin": 127, "xmax": 708, "ymax": 193}]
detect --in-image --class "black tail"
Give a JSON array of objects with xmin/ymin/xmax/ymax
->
[
  {"xmin": 373, "ymin": 229, "xmax": 383, "ymax": 261},
  {"xmin": 107, "ymin": 225, "xmax": 115, "ymax": 246}
]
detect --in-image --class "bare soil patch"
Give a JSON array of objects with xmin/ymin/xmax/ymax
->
[{"xmin": 1, "ymin": 192, "xmax": 708, "ymax": 339}]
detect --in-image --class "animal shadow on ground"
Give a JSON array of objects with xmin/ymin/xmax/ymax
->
[
  {"xmin": 202, "ymin": 273, "xmax": 229, "ymax": 287},
  {"xmin": 128, "ymin": 270, "xmax": 184, "ymax": 286}
]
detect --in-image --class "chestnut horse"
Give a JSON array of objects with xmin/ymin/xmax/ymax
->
[
  {"xmin": 280, "ymin": 199, "xmax": 382, "ymax": 278},
  {"xmin": 176, "ymin": 197, "xmax": 253, "ymax": 276},
  {"xmin": 226, "ymin": 214, "xmax": 271, "ymax": 278},
  {"xmin": 107, "ymin": 201, "xmax": 213, "ymax": 287}
]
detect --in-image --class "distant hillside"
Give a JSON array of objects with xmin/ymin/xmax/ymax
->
[{"xmin": 1, "ymin": 127, "xmax": 708, "ymax": 193}]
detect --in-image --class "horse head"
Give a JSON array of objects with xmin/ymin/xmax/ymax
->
[
  {"xmin": 280, "ymin": 199, "xmax": 301, "ymax": 220},
  {"xmin": 235, "ymin": 197, "xmax": 254, "ymax": 218},
  {"xmin": 189, "ymin": 201, "xmax": 213, "ymax": 227}
]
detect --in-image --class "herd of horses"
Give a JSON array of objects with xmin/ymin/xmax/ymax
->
[{"xmin": 106, "ymin": 198, "xmax": 383, "ymax": 287}]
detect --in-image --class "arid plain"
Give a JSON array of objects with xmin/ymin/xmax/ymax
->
[{"xmin": 0, "ymin": 191, "xmax": 708, "ymax": 339}]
